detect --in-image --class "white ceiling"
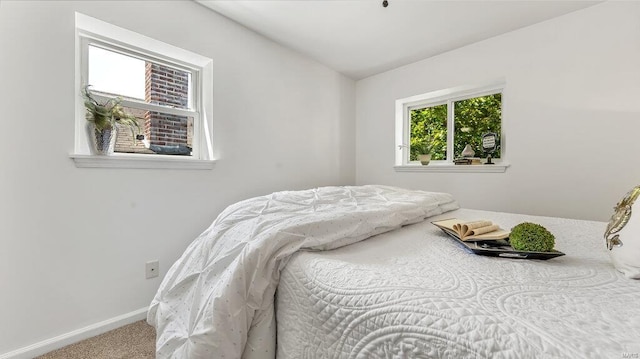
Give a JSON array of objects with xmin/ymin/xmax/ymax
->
[{"xmin": 198, "ymin": 0, "xmax": 600, "ymax": 80}]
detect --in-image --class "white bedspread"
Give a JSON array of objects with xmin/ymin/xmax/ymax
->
[
  {"xmin": 147, "ymin": 185, "xmax": 459, "ymax": 358},
  {"xmin": 276, "ymin": 208, "xmax": 640, "ymax": 358}
]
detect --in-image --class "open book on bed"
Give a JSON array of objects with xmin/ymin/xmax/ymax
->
[{"xmin": 432, "ymin": 218, "xmax": 510, "ymax": 241}]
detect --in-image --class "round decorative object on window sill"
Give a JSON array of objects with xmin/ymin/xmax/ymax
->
[
  {"xmin": 87, "ymin": 123, "xmax": 116, "ymax": 155},
  {"xmin": 461, "ymin": 144, "xmax": 475, "ymax": 158}
]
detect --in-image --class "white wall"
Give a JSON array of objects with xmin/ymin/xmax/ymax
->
[
  {"xmin": 355, "ymin": 1, "xmax": 640, "ymax": 222},
  {"xmin": 0, "ymin": 0, "xmax": 354, "ymax": 355}
]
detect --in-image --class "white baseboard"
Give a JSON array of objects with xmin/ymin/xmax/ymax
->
[{"xmin": 0, "ymin": 307, "xmax": 149, "ymax": 359}]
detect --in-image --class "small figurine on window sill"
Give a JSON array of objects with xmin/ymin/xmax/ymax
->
[{"xmin": 461, "ymin": 144, "xmax": 475, "ymax": 158}]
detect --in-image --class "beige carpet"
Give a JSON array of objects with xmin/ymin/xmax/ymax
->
[{"xmin": 36, "ymin": 320, "xmax": 155, "ymax": 359}]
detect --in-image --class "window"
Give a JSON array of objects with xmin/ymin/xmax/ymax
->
[
  {"xmin": 395, "ymin": 82, "xmax": 507, "ymax": 171},
  {"xmin": 86, "ymin": 45, "xmax": 195, "ymax": 156},
  {"xmin": 73, "ymin": 13, "xmax": 214, "ymax": 169}
]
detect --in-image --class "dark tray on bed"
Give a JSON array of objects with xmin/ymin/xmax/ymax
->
[{"xmin": 437, "ymin": 227, "xmax": 565, "ymax": 260}]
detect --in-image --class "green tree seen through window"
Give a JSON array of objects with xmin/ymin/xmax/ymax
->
[{"xmin": 409, "ymin": 104, "xmax": 447, "ymax": 161}]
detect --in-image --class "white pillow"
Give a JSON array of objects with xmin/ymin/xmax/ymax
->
[{"xmin": 606, "ymin": 185, "xmax": 640, "ymax": 279}]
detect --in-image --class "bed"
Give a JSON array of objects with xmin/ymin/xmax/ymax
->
[{"xmin": 147, "ymin": 185, "xmax": 640, "ymax": 358}]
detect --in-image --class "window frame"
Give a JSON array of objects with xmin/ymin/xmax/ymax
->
[
  {"xmin": 395, "ymin": 81, "xmax": 508, "ymax": 172},
  {"xmin": 72, "ymin": 13, "xmax": 214, "ymax": 169}
]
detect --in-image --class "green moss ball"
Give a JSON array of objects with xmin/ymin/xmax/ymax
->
[{"xmin": 509, "ymin": 222, "xmax": 555, "ymax": 252}]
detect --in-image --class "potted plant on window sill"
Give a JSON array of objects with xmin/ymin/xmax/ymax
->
[
  {"xmin": 415, "ymin": 138, "xmax": 432, "ymax": 165},
  {"xmin": 82, "ymin": 85, "xmax": 140, "ymax": 155}
]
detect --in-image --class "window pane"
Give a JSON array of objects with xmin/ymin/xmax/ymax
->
[
  {"xmin": 89, "ymin": 45, "xmax": 192, "ymax": 110},
  {"xmin": 145, "ymin": 63, "xmax": 191, "ymax": 110},
  {"xmin": 114, "ymin": 106, "xmax": 194, "ymax": 156},
  {"xmin": 409, "ymin": 104, "xmax": 447, "ymax": 161},
  {"xmin": 88, "ymin": 45, "xmax": 145, "ymax": 100},
  {"xmin": 113, "ymin": 107, "xmax": 147, "ymax": 154},
  {"xmin": 453, "ymin": 93, "xmax": 501, "ymax": 159}
]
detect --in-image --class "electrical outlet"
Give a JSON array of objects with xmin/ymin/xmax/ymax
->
[{"xmin": 146, "ymin": 260, "xmax": 159, "ymax": 279}]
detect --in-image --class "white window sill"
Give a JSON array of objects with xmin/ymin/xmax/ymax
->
[
  {"xmin": 394, "ymin": 162, "xmax": 509, "ymax": 173},
  {"xmin": 70, "ymin": 153, "xmax": 216, "ymax": 170}
]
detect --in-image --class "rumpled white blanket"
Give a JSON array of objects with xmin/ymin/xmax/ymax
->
[{"xmin": 147, "ymin": 185, "xmax": 459, "ymax": 358}]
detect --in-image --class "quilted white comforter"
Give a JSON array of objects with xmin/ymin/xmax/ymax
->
[
  {"xmin": 277, "ymin": 208, "xmax": 640, "ymax": 358},
  {"xmin": 147, "ymin": 185, "xmax": 459, "ymax": 358}
]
